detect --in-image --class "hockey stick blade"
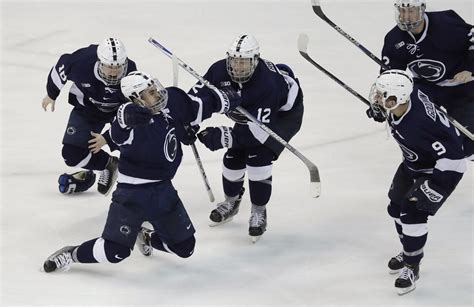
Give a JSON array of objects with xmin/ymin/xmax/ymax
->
[
  {"xmin": 149, "ymin": 36, "xmax": 321, "ymax": 197},
  {"xmin": 298, "ymin": 33, "xmax": 371, "ymax": 107}
]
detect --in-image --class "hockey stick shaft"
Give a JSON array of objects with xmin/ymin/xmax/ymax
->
[
  {"xmin": 172, "ymin": 54, "xmax": 215, "ymax": 202},
  {"xmin": 298, "ymin": 33, "xmax": 371, "ymax": 107},
  {"xmin": 148, "ymin": 37, "xmax": 321, "ymax": 197},
  {"xmin": 298, "ymin": 33, "xmax": 474, "ymax": 140},
  {"xmin": 312, "ymin": 0, "xmax": 389, "ymax": 70}
]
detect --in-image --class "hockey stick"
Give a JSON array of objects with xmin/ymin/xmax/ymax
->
[
  {"xmin": 311, "ymin": 0, "xmax": 389, "ymax": 70},
  {"xmin": 298, "ymin": 33, "xmax": 372, "ymax": 107},
  {"xmin": 172, "ymin": 54, "xmax": 215, "ymax": 202},
  {"xmin": 299, "ymin": 33, "xmax": 474, "ymax": 141},
  {"xmin": 148, "ymin": 37, "xmax": 321, "ymax": 198}
]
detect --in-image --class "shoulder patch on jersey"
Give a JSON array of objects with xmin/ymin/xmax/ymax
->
[
  {"xmin": 417, "ymin": 89, "xmax": 436, "ymax": 122},
  {"xmin": 395, "ymin": 41, "xmax": 405, "ymax": 49},
  {"xmin": 220, "ymin": 81, "xmax": 231, "ymax": 87},
  {"xmin": 263, "ymin": 60, "xmax": 276, "ymax": 73}
]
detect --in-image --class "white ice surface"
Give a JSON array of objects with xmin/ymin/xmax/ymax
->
[{"xmin": 1, "ymin": 0, "xmax": 472, "ymax": 306}]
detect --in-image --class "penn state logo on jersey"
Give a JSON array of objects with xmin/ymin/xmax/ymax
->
[
  {"xmin": 164, "ymin": 128, "xmax": 178, "ymax": 162},
  {"xmin": 408, "ymin": 60, "xmax": 446, "ymax": 82},
  {"xmin": 398, "ymin": 143, "xmax": 419, "ymax": 162}
]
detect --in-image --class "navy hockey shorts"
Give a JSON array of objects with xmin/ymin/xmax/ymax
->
[
  {"xmin": 387, "ymin": 163, "xmax": 430, "ymax": 224},
  {"xmin": 102, "ymin": 180, "xmax": 196, "ymax": 248},
  {"xmin": 224, "ymin": 145, "xmax": 275, "ymax": 171},
  {"xmin": 62, "ymin": 108, "xmax": 107, "ymax": 148}
]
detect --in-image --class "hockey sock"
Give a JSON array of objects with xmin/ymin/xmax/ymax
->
[
  {"xmin": 75, "ymin": 237, "xmax": 131, "ymax": 264},
  {"xmin": 249, "ymin": 176, "xmax": 272, "ymax": 206}
]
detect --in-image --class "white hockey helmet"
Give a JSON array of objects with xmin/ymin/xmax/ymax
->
[
  {"xmin": 370, "ymin": 69, "xmax": 414, "ymax": 111},
  {"xmin": 120, "ymin": 71, "xmax": 168, "ymax": 114},
  {"xmin": 97, "ymin": 38, "xmax": 128, "ymax": 85},
  {"xmin": 394, "ymin": 0, "xmax": 426, "ymax": 31},
  {"xmin": 226, "ymin": 34, "xmax": 260, "ymax": 83}
]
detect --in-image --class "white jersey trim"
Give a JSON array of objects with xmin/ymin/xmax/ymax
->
[
  {"xmin": 188, "ymin": 94, "xmax": 203, "ymax": 126},
  {"xmin": 117, "ymin": 172, "xmax": 162, "ymax": 185},
  {"xmin": 279, "ymin": 74, "xmax": 299, "ymax": 112},
  {"xmin": 435, "ymin": 157, "xmax": 467, "ymax": 173},
  {"xmin": 248, "ymin": 121, "xmax": 269, "ymax": 144},
  {"xmin": 69, "ymin": 83, "xmax": 85, "ymax": 106},
  {"xmin": 50, "ymin": 66, "xmax": 65, "ymax": 90}
]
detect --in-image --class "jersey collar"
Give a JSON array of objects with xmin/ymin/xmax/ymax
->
[{"xmin": 408, "ymin": 13, "xmax": 429, "ymax": 44}]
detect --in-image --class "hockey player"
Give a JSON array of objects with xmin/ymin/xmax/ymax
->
[
  {"xmin": 369, "ymin": 69, "xmax": 467, "ymax": 295},
  {"xmin": 367, "ymin": 0, "xmax": 474, "ymax": 159},
  {"xmin": 190, "ymin": 34, "xmax": 304, "ymax": 242},
  {"xmin": 41, "ymin": 38, "xmax": 137, "ymax": 196},
  {"xmin": 42, "ymin": 71, "xmax": 241, "ymax": 273}
]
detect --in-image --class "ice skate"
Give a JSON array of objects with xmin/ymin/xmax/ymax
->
[
  {"xmin": 395, "ymin": 263, "xmax": 420, "ymax": 295},
  {"xmin": 249, "ymin": 206, "xmax": 267, "ymax": 243},
  {"xmin": 136, "ymin": 226, "xmax": 154, "ymax": 257},
  {"xmin": 209, "ymin": 188, "xmax": 245, "ymax": 227},
  {"xmin": 98, "ymin": 156, "xmax": 118, "ymax": 195},
  {"xmin": 43, "ymin": 246, "xmax": 76, "ymax": 273},
  {"xmin": 388, "ymin": 252, "xmax": 404, "ymax": 274}
]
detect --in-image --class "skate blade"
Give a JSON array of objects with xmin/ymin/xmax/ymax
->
[
  {"xmin": 397, "ymin": 285, "xmax": 416, "ymax": 295},
  {"xmin": 250, "ymin": 235, "xmax": 262, "ymax": 244},
  {"xmin": 389, "ymin": 269, "xmax": 402, "ymax": 274},
  {"xmin": 209, "ymin": 217, "xmax": 233, "ymax": 227}
]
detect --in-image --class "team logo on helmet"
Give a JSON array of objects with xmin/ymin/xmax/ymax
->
[
  {"xmin": 164, "ymin": 128, "xmax": 178, "ymax": 162},
  {"xmin": 408, "ymin": 60, "xmax": 446, "ymax": 82}
]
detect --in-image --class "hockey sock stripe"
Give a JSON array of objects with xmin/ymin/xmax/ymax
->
[{"xmin": 92, "ymin": 238, "xmax": 109, "ymax": 263}]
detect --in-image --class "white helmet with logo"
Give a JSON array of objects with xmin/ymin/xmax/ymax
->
[
  {"xmin": 120, "ymin": 71, "xmax": 168, "ymax": 114},
  {"xmin": 97, "ymin": 38, "xmax": 128, "ymax": 85},
  {"xmin": 370, "ymin": 69, "xmax": 414, "ymax": 111},
  {"xmin": 394, "ymin": 0, "xmax": 426, "ymax": 31},
  {"xmin": 226, "ymin": 34, "xmax": 260, "ymax": 83}
]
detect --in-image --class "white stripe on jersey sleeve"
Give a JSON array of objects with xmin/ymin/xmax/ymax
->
[
  {"xmin": 50, "ymin": 65, "xmax": 66, "ymax": 90},
  {"xmin": 435, "ymin": 157, "xmax": 467, "ymax": 173},
  {"xmin": 188, "ymin": 94, "xmax": 203, "ymax": 126},
  {"xmin": 279, "ymin": 74, "xmax": 299, "ymax": 112}
]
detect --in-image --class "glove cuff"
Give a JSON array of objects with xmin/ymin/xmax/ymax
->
[
  {"xmin": 117, "ymin": 102, "xmax": 134, "ymax": 129},
  {"xmin": 219, "ymin": 126, "xmax": 233, "ymax": 148},
  {"xmin": 213, "ymin": 89, "xmax": 230, "ymax": 113}
]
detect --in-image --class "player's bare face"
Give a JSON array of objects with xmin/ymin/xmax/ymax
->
[{"xmin": 383, "ymin": 96, "xmax": 398, "ymax": 110}]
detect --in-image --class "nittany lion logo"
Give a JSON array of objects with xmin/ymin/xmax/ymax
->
[
  {"xmin": 393, "ymin": 139, "xmax": 419, "ymax": 162},
  {"xmin": 408, "ymin": 59, "xmax": 446, "ymax": 82},
  {"xmin": 164, "ymin": 128, "xmax": 178, "ymax": 162}
]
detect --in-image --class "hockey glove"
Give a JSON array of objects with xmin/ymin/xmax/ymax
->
[
  {"xmin": 212, "ymin": 86, "xmax": 241, "ymax": 113},
  {"xmin": 366, "ymin": 104, "xmax": 386, "ymax": 123},
  {"xmin": 407, "ymin": 178, "xmax": 448, "ymax": 215},
  {"xmin": 197, "ymin": 126, "xmax": 233, "ymax": 151},
  {"xmin": 181, "ymin": 125, "xmax": 200, "ymax": 145},
  {"xmin": 117, "ymin": 102, "xmax": 152, "ymax": 128}
]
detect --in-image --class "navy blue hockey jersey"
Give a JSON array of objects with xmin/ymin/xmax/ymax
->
[
  {"xmin": 189, "ymin": 59, "xmax": 300, "ymax": 147},
  {"xmin": 46, "ymin": 45, "xmax": 137, "ymax": 121},
  {"xmin": 387, "ymin": 85, "xmax": 466, "ymax": 194},
  {"xmin": 110, "ymin": 87, "xmax": 220, "ymax": 182},
  {"xmin": 381, "ymin": 11, "xmax": 473, "ymax": 107}
]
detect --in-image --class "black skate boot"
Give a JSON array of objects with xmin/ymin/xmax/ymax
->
[
  {"xmin": 98, "ymin": 156, "xmax": 118, "ymax": 196},
  {"xmin": 249, "ymin": 206, "xmax": 267, "ymax": 243},
  {"xmin": 136, "ymin": 226, "xmax": 154, "ymax": 257},
  {"xmin": 395, "ymin": 263, "xmax": 420, "ymax": 295},
  {"xmin": 58, "ymin": 170, "xmax": 96, "ymax": 194},
  {"xmin": 209, "ymin": 188, "xmax": 245, "ymax": 226},
  {"xmin": 43, "ymin": 246, "xmax": 77, "ymax": 273},
  {"xmin": 388, "ymin": 252, "xmax": 404, "ymax": 274}
]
